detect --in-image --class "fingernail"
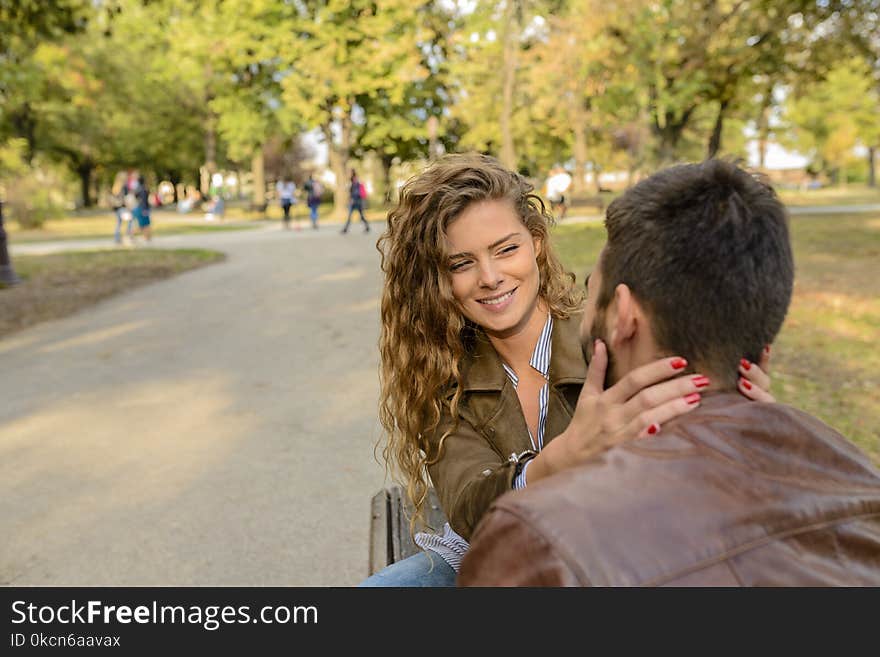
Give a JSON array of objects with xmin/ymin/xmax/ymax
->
[
  {"xmin": 646, "ymin": 422, "xmax": 660, "ymax": 435},
  {"xmin": 670, "ymin": 358, "xmax": 687, "ymax": 370},
  {"xmin": 740, "ymin": 358, "xmax": 751, "ymax": 371},
  {"xmin": 741, "ymin": 378, "xmax": 752, "ymax": 390},
  {"xmin": 684, "ymin": 392, "xmax": 701, "ymax": 405},
  {"xmin": 692, "ymin": 375, "xmax": 710, "ymax": 388}
]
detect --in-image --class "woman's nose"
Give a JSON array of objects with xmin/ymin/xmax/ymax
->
[{"xmin": 477, "ymin": 260, "xmax": 502, "ymax": 288}]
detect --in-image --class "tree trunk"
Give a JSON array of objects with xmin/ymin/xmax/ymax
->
[
  {"xmin": 202, "ymin": 117, "xmax": 217, "ymax": 196},
  {"xmin": 251, "ymin": 149, "xmax": 265, "ymax": 211},
  {"xmin": 202, "ymin": 62, "xmax": 217, "ymax": 196},
  {"xmin": 756, "ymin": 82, "xmax": 774, "ymax": 169},
  {"xmin": 652, "ymin": 100, "xmax": 694, "ymax": 164},
  {"xmin": 707, "ymin": 99, "xmax": 730, "ymax": 159},
  {"xmin": 78, "ymin": 161, "xmax": 93, "ymax": 207},
  {"xmin": 499, "ymin": 0, "xmax": 519, "ymax": 170},
  {"xmin": 569, "ymin": 98, "xmax": 588, "ymax": 194},
  {"xmin": 169, "ymin": 171, "xmax": 181, "ymax": 204},
  {"xmin": 868, "ymin": 146, "xmax": 876, "ymax": 188},
  {"xmin": 381, "ymin": 154, "xmax": 394, "ymax": 204},
  {"xmin": 593, "ymin": 164, "xmax": 603, "ymax": 194},
  {"xmin": 0, "ymin": 200, "xmax": 21, "ymax": 286},
  {"xmin": 324, "ymin": 113, "xmax": 351, "ymax": 221}
]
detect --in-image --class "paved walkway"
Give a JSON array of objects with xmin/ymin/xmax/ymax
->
[{"xmin": 1, "ymin": 223, "xmax": 389, "ymax": 585}]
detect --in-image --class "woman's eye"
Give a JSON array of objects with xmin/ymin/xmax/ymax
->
[
  {"xmin": 449, "ymin": 261, "xmax": 470, "ymax": 272},
  {"xmin": 499, "ymin": 244, "xmax": 519, "ymax": 255}
]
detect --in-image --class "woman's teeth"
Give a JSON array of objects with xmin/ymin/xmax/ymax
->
[{"xmin": 479, "ymin": 290, "xmax": 514, "ymax": 305}]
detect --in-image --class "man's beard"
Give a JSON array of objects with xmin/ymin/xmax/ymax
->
[{"xmin": 584, "ymin": 308, "xmax": 618, "ymax": 390}]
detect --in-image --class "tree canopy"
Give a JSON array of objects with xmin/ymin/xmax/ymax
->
[{"xmin": 2, "ymin": 0, "xmax": 878, "ymax": 214}]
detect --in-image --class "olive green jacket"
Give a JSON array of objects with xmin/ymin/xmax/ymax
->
[{"xmin": 426, "ymin": 312, "xmax": 587, "ymax": 541}]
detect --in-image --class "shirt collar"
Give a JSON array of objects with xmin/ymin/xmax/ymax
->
[{"xmin": 462, "ymin": 311, "xmax": 586, "ymax": 392}]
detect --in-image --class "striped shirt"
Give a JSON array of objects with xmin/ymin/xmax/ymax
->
[{"xmin": 415, "ymin": 314, "xmax": 554, "ymax": 572}]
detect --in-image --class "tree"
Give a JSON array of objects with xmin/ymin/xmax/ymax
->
[
  {"xmin": 605, "ymin": 1, "xmax": 836, "ymax": 164},
  {"xmin": 354, "ymin": 1, "xmax": 460, "ymax": 202},
  {"xmin": 784, "ymin": 58, "xmax": 880, "ymax": 184},
  {"xmin": 275, "ymin": 0, "xmax": 428, "ymax": 218},
  {"xmin": 446, "ymin": 1, "xmax": 567, "ymax": 173}
]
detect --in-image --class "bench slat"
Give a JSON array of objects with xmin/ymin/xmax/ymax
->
[{"xmin": 368, "ymin": 486, "xmax": 450, "ymax": 575}]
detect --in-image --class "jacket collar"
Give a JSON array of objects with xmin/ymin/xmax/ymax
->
[{"xmin": 461, "ymin": 311, "xmax": 587, "ymax": 392}]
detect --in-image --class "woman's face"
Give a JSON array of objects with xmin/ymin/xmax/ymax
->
[{"xmin": 445, "ymin": 199, "xmax": 543, "ymax": 339}]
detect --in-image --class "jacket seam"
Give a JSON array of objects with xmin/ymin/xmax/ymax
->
[
  {"xmin": 627, "ymin": 425, "xmax": 880, "ymax": 494},
  {"xmin": 493, "ymin": 502, "xmax": 596, "ymax": 586},
  {"xmin": 644, "ymin": 510, "xmax": 880, "ymax": 586}
]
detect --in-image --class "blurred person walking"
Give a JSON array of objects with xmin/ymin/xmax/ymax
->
[
  {"xmin": 304, "ymin": 174, "xmax": 322, "ymax": 229},
  {"xmin": 133, "ymin": 175, "xmax": 152, "ymax": 241},
  {"xmin": 341, "ymin": 171, "xmax": 369, "ymax": 234},
  {"xmin": 545, "ymin": 166, "xmax": 572, "ymax": 220},
  {"xmin": 111, "ymin": 170, "xmax": 136, "ymax": 245},
  {"xmin": 276, "ymin": 176, "xmax": 297, "ymax": 230}
]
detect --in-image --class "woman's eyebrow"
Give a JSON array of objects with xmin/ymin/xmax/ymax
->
[{"xmin": 448, "ymin": 232, "xmax": 521, "ymax": 261}]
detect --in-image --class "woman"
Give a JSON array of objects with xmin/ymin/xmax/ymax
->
[
  {"xmin": 133, "ymin": 175, "xmax": 152, "ymax": 242},
  {"xmin": 364, "ymin": 154, "xmax": 771, "ymax": 586}
]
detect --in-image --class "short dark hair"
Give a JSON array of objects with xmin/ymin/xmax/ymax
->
[{"xmin": 598, "ymin": 159, "xmax": 794, "ymax": 387}]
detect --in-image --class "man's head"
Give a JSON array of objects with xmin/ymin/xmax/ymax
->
[{"xmin": 582, "ymin": 159, "xmax": 794, "ymax": 389}]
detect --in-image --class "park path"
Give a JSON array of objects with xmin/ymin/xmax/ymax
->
[{"xmin": 1, "ymin": 223, "xmax": 390, "ymax": 585}]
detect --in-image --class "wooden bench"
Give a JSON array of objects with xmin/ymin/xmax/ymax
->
[{"xmin": 369, "ymin": 485, "xmax": 448, "ymax": 575}]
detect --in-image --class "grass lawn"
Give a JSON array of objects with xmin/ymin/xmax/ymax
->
[
  {"xmin": 778, "ymin": 184, "xmax": 880, "ymax": 207},
  {"xmin": 6, "ymin": 201, "xmax": 391, "ymax": 242},
  {"xmin": 551, "ymin": 211, "xmax": 880, "ymax": 464},
  {"xmin": 0, "ymin": 249, "xmax": 225, "ymax": 338},
  {"xmin": 7, "ymin": 208, "xmax": 267, "ymax": 243}
]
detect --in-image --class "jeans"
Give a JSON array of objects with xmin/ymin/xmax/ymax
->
[
  {"xmin": 114, "ymin": 208, "xmax": 133, "ymax": 242},
  {"xmin": 309, "ymin": 204, "xmax": 319, "ymax": 227},
  {"xmin": 342, "ymin": 201, "xmax": 368, "ymax": 232},
  {"xmin": 357, "ymin": 550, "xmax": 456, "ymax": 587}
]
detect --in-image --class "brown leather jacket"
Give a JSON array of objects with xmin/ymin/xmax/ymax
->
[
  {"xmin": 426, "ymin": 313, "xmax": 586, "ymax": 541},
  {"xmin": 458, "ymin": 393, "xmax": 880, "ymax": 586}
]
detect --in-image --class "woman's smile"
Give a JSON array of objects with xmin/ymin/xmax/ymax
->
[{"xmin": 476, "ymin": 286, "xmax": 517, "ymax": 311}]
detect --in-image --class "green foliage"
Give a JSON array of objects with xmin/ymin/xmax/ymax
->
[
  {"xmin": 2, "ymin": 0, "xmax": 879, "ymax": 211},
  {"xmin": 783, "ymin": 58, "xmax": 880, "ymax": 180},
  {"xmin": 1, "ymin": 153, "xmax": 69, "ymax": 229}
]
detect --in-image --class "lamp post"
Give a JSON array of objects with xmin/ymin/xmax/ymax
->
[{"xmin": 0, "ymin": 199, "xmax": 21, "ymax": 287}]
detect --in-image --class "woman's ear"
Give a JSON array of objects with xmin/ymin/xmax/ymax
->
[{"xmin": 533, "ymin": 235, "xmax": 543, "ymax": 259}]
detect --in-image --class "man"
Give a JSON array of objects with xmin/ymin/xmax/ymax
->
[{"xmin": 458, "ymin": 159, "xmax": 880, "ymax": 586}]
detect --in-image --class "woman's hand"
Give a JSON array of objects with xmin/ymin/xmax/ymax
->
[
  {"xmin": 738, "ymin": 345, "xmax": 774, "ymax": 403},
  {"xmin": 526, "ymin": 339, "xmax": 707, "ymax": 484}
]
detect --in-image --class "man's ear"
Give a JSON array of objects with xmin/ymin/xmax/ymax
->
[{"xmin": 608, "ymin": 284, "xmax": 637, "ymax": 347}]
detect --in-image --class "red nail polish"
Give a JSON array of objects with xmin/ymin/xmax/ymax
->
[
  {"xmin": 684, "ymin": 392, "xmax": 701, "ymax": 405},
  {"xmin": 740, "ymin": 358, "xmax": 751, "ymax": 371},
  {"xmin": 647, "ymin": 423, "xmax": 660, "ymax": 435},
  {"xmin": 692, "ymin": 375, "xmax": 710, "ymax": 388},
  {"xmin": 741, "ymin": 378, "xmax": 752, "ymax": 390},
  {"xmin": 671, "ymin": 358, "xmax": 687, "ymax": 370}
]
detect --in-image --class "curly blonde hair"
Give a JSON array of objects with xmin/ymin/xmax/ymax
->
[{"xmin": 376, "ymin": 153, "xmax": 583, "ymax": 526}]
